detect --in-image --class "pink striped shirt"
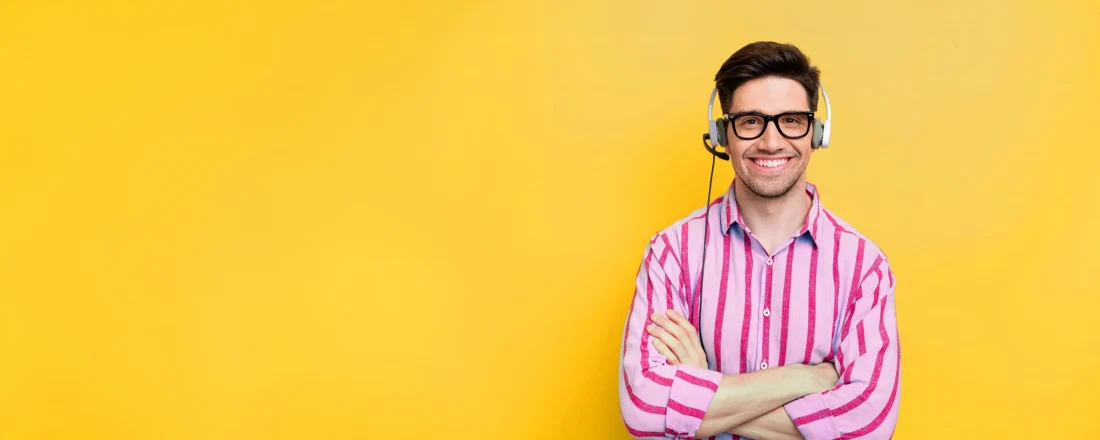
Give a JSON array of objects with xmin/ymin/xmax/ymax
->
[{"xmin": 618, "ymin": 181, "xmax": 901, "ymax": 440}]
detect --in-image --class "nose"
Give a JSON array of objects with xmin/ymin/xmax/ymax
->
[{"xmin": 757, "ymin": 119, "xmax": 785, "ymax": 152}]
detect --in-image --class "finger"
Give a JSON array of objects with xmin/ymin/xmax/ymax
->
[
  {"xmin": 665, "ymin": 309, "xmax": 701, "ymax": 345},
  {"xmin": 652, "ymin": 339, "xmax": 679, "ymax": 365},
  {"xmin": 660, "ymin": 311, "xmax": 706, "ymax": 368},
  {"xmin": 651, "ymin": 313, "xmax": 691, "ymax": 346},
  {"xmin": 646, "ymin": 324, "xmax": 686, "ymax": 359}
]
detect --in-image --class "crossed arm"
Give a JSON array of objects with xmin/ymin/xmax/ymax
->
[
  {"xmin": 647, "ymin": 310, "xmax": 835, "ymax": 439},
  {"xmin": 619, "ymin": 238, "xmax": 901, "ymax": 439}
]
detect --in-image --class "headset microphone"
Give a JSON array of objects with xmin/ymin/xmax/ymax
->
[
  {"xmin": 695, "ymin": 83, "xmax": 833, "ymax": 362},
  {"xmin": 702, "ymin": 134, "xmax": 730, "ymax": 161}
]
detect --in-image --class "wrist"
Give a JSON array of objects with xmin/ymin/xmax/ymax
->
[{"xmin": 791, "ymin": 364, "xmax": 821, "ymax": 396}]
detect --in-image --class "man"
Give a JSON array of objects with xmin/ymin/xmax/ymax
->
[{"xmin": 617, "ymin": 42, "xmax": 901, "ymax": 439}]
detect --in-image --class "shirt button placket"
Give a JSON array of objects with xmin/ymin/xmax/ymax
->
[{"xmin": 760, "ymin": 254, "xmax": 774, "ymax": 373}]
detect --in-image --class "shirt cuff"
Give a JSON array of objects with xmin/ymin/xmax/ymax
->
[
  {"xmin": 783, "ymin": 392, "xmax": 841, "ymax": 440},
  {"xmin": 665, "ymin": 364, "xmax": 722, "ymax": 438}
]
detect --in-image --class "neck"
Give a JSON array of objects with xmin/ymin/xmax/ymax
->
[{"xmin": 733, "ymin": 178, "xmax": 811, "ymax": 250}]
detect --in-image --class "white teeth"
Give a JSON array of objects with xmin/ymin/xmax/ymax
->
[{"xmin": 754, "ymin": 159, "xmax": 788, "ymax": 168}]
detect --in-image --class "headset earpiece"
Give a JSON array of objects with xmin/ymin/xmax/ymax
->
[
  {"xmin": 715, "ymin": 117, "xmax": 728, "ymax": 148},
  {"xmin": 704, "ymin": 88, "xmax": 731, "ymax": 160},
  {"xmin": 708, "ymin": 119, "xmax": 720, "ymax": 148},
  {"xmin": 707, "ymin": 88, "xmax": 724, "ymax": 148},
  {"xmin": 812, "ymin": 119, "xmax": 824, "ymax": 149}
]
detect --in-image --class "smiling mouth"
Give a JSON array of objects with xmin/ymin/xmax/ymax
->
[{"xmin": 750, "ymin": 158, "xmax": 791, "ymax": 169}]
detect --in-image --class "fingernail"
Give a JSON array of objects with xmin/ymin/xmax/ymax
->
[
  {"xmin": 650, "ymin": 313, "xmax": 660, "ymax": 320},
  {"xmin": 668, "ymin": 309, "xmax": 680, "ymax": 318}
]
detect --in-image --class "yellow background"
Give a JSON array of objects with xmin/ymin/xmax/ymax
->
[{"xmin": 1, "ymin": 1, "xmax": 1098, "ymax": 438}]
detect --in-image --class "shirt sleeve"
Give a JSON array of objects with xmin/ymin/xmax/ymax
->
[
  {"xmin": 783, "ymin": 255, "xmax": 902, "ymax": 439},
  {"xmin": 619, "ymin": 234, "xmax": 723, "ymax": 439}
]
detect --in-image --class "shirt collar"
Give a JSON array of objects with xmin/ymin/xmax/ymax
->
[{"xmin": 719, "ymin": 180, "xmax": 824, "ymax": 246}]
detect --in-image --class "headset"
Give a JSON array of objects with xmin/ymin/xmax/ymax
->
[
  {"xmin": 703, "ymin": 83, "xmax": 832, "ymax": 158},
  {"xmin": 694, "ymin": 83, "xmax": 832, "ymax": 359}
]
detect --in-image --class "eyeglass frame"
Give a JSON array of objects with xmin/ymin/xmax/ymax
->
[{"xmin": 722, "ymin": 111, "xmax": 816, "ymax": 141}]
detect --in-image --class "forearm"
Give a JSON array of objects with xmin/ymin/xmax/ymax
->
[
  {"xmin": 727, "ymin": 407, "xmax": 804, "ymax": 440},
  {"xmin": 781, "ymin": 259, "xmax": 902, "ymax": 439},
  {"xmin": 694, "ymin": 364, "xmax": 814, "ymax": 438}
]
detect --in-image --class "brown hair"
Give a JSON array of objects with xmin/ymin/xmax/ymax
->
[{"xmin": 715, "ymin": 41, "xmax": 821, "ymax": 114}]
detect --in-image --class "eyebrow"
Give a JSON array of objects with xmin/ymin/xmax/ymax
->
[{"xmin": 730, "ymin": 109, "xmax": 812, "ymax": 114}]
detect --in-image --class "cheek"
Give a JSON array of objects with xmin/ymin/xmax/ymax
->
[
  {"xmin": 791, "ymin": 140, "xmax": 813, "ymax": 157},
  {"xmin": 729, "ymin": 141, "xmax": 753, "ymax": 159}
]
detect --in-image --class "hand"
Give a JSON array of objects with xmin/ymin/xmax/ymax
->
[
  {"xmin": 645, "ymin": 309, "xmax": 708, "ymax": 370},
  {"xmin": 804, "ymin": 362, "xmax": 839, "ymax": 393}
]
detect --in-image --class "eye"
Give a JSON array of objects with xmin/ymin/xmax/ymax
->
[
  {"xmin": 737, "ymin": 116, "xmax": 763, "ymax": 126},
  {"xmin": 781, "ymin": 114, "xmax": 808, "ymax": 126}
]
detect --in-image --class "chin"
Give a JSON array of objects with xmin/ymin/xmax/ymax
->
[{"xmin": 742, "ymin": 176, "xmax": 800, "ymax": 198}]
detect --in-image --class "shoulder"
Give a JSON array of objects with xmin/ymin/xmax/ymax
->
[
  {"xmin": 820, "ymin": 207, "xmax": 891, "ymax": 268},
  {"xmin": 642, "ymin": 197, "xmax": 724, "ymax": 262}
]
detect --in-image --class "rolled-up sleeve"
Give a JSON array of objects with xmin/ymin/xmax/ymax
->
[
  {"xmin": 619, "ymin": 235, "xmax": 722, "ymax": 439},
  {"xmin": 783, "ymin": 256, "xmax": 902, "ymax": 439}
]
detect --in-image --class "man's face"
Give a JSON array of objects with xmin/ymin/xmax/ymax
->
[{"xmin": 726, "ymin": 76, "xmax": 814, "ymax": 198}]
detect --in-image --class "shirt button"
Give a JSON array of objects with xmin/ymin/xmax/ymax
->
[
  {"xmin": 766, "ymin": 258, "xmax": 773, "ymax": 265},
  {"xmin": 760, "ymin": 361, "xmax": 768, "ymax": 370},
  {"xmin": 763, "ymin": 308, "xmax": 771, "ymax": 317}
]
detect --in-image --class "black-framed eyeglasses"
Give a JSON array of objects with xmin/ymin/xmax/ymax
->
[{"xmin": 723, "ymin": 111, "xmax": 815, "ymax": 140}]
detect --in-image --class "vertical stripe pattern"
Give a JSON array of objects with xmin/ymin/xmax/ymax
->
[{"xmin": 618, "ymin": 181, "xmax": 901, "ymax": 439}]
